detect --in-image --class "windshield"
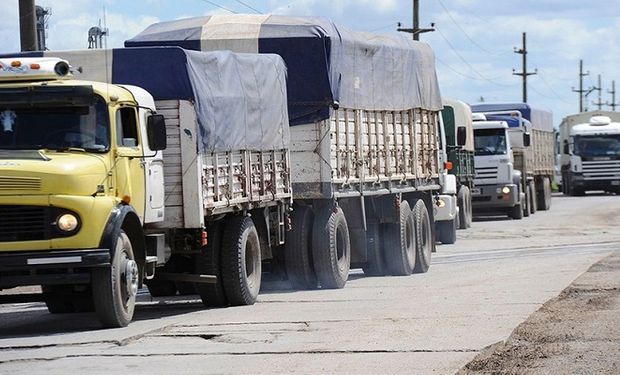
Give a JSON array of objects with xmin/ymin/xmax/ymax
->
[
  {"xmin": 574, "ymin": 134, "xmax": 620, "ymax": 157},
  {"xmin": 0, "ymin": 96, "xmax": 109, "ymax": 152},
  {"xmin": 474, "ymin": 128, "xmax": 507, "ymax": 156}
]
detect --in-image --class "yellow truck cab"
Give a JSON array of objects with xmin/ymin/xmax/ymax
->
[{"xmin": 0, "ymin": 57, "xmax": 167, "ymax": 327}]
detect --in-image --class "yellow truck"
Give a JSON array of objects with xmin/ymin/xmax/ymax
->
[{"xmin": 0, "ymin": 48, "xmax": 291, "ymax": 327}]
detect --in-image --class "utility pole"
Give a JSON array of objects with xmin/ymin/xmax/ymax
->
[
  {"xmin": 592, "ymin": 74, "xmax": 604, "ymax": 110},
  {"xmin": 512, "ymin": 32, "xmax": 537, "ymax": 103},
  {"xmin": 571, "ymin": 60, "xmax": 590, "ymax": 112},
  {"xmin": 607, "ymin": 80, "xmax": 619, "ymax": 111},
  {"xmin": 19, "ymin": 0, "xmax": 37, "ymax": 51},
  {"xmin": 397, "ymin": 0, "xmax": 434, "ymax": 41}
]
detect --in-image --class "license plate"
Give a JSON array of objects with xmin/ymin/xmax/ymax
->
[
  {"xmin": 471, "ymin": 188, "xmax": 481, "ymax": 195},
  {"xmin": 612, "ymin": 180, "xmax": 620, "ymax": 186}
]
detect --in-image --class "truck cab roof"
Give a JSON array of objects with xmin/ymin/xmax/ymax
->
[
  {"xmin": 571, "ymin": 122, "xmax": 620, "ymax": 136},
  {"xmin": 472, "ymin": 121, "xmax": 508, "ymax": 130}
]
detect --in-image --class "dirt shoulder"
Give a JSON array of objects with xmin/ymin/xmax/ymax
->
[{"xmin": 458, "ymin": 251, "xmax": 620, "ymax": 375}]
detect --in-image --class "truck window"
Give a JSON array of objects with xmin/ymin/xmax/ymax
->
[
  {"xmin": 116, "ymin": 107, "xmax": 139, "ymax": 147},
  {"xmin": 574, "ymin": 135, "xmax": 620, "ymax": 157},
  {"xmin": 474, "ymin": 128, "xmax": 507, "ymax": 156},
  {"xmin": 0, "ymin": 96, "xmax": 110, "ymax": 152}
]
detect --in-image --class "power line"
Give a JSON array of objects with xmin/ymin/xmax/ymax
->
[
  {"xmin": 435, "ymin": 26, "xmax": 511, "ymax": 87},
  {"xmin": 535, "ymin": 70, "xmax": 572, "ymax": 105},
  {"xmin": 233, "ymin": 0, "xmax": 261, "ymax": 13},
  {"xmin": 436, "ymin": 0, "xmax": 506, "ymax": 56},
  {"xmin": 198, "ymin": 0, "xmax": 237, "ymax": 13}
]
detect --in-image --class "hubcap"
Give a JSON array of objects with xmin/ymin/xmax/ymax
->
[{"xmin": 124, "ymin": 259, "xmax": 139, "ymax": 297}]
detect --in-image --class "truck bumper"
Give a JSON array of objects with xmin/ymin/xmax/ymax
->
[
  {"xmin": 0, "ymin": 249, "xmax": 110, "ymax": 289},
  {"xmin": 571, "ymin": 174, "xmax": 620, "ymax": 191},
  {"xmin": 434, "ymin": 194, "xmax": 458, "ymax": 221},
  {"xmin": 472, "ymin": 183, "xmax": 519, "ymax": 211}
]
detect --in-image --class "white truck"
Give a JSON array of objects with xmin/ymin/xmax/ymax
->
[
  {"xmin": 471, "ymin": 103, "xmax": 554, "ymax": 217},
  {"xmin": 0, "ymin": 48, "xmax": 291, "ymax": 327},
  {"xmin": 559, "ymin": 111, "xmax": 620, "ymax": 195},
  {"xmin": 127, "ymin": 15, "xmax": 444, "ymax": 286}
]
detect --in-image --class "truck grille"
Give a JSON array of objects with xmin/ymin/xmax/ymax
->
[
  {"xmin": 475, "ymin": 166, "xmax": 498, "ymax": 181},
  {"xmin": 0, "ymin": 205, "xmax": 78, "ymax": 242},
  {"xmin": 582, "ymin": 160, "xmax": 620, "ymax": 181},
  {"xmin": 0, "ymin": 176, "xmax": 41, "ymax": 191}
]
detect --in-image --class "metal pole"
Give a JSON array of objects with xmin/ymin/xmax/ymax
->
[
  {"xmin": 413, "ymin": 0, "xmax": 419, "ymax": 41},
  {"xmin": 19, "ymin": 0, "xmax": 37, "ymax": 52},
  {"xmin": 522, "ymin": 32, "xmax": 527, "ymax": 102}
]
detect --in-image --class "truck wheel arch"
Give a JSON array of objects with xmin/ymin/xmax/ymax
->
[{"xmin": 99, "ymin": 205, "xmax": 146, "ymax": 286}]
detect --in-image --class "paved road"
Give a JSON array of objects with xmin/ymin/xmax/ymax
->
[{"xmin": 0, "ymin": 193, "xmax": 618, "ymax": 374}]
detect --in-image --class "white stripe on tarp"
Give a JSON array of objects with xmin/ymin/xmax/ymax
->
[
  {"xmin": 27, "ymin": 256, "xmax": 82, "ymax": 265},
  {"xmin": 44, "ymin": 49, "xmax": 113, "ymax": 84},
  {"xmin": 200, "ymin": 15, "xmax": 270, "ymax": 53}
]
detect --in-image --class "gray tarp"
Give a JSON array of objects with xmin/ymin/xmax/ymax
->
[{"xmin": 11, "ymin": 48, "xmax": 290, "ymax": 152}]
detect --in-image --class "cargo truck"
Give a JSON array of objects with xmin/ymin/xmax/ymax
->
[
  {"xmin": 558, "ymin": 111, "xmax": 620, "ymax": 195},
  {"xmin": 440, "ymin": 99, "xmax": 474, "ymax": 231},
  {"xmin": 127, "ymin": 15, "xmax": 443, "ymax": 287},
  {"xmin": 472, "ymin": 103, "xmax": 554, "ymax": 215},
  {"xmin": 0, "ymin": 48, "xmax": 292, "ymax": 327}
]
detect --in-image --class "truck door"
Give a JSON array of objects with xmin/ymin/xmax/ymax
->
[
  {"xmin": 137, "ymin": 106, "xmax": 164, "ymax": 223},
  {"xmin": 114, "ymin": 106, "xmax": 146, "ymax": 222}
]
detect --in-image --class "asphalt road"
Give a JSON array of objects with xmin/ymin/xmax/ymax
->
[{"xmin": 0, "ymin": 193, "xmax": 618, "ymax": 374}]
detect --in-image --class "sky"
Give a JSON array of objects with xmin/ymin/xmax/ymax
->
[{"xmin": 0, "ymin": 0, "xmax": 619, "ymax": 124}]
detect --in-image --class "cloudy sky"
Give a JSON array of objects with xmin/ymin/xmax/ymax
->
[{"xmin": 1, "ymin": 0, "xmax": 619, "ymax": 123}]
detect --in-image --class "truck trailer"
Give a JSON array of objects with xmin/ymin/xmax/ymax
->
[
  {"xmin": 0, "ymin": 48, "xmax": 291, "ymax": 327},
  {"xmin": 558, "ymin": 111, "xmax": 620, "ymax": 195},
  {"xmin": 471, "ymin": 103, "xmax": 554, "ymax": 216},
  {"xmin": 127, "ymin": 15, "xmax": 444, "ymax": 287}
]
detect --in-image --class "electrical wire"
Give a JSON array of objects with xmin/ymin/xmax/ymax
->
[
  {"xmin": 198, "ymin": 0, "xmax": 237, "ymax": 14},
  {"xmin": 233, "ymin": 0, "xmax": 262, "ymax": 14},
  {"xmin": 437, "ymin": 0, "xmax": 509, "ymax": 56}
]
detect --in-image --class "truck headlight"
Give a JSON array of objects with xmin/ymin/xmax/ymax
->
[
  {"xmin": 501, "ymin": 186, "xmax": 511, "ymax": 194},
  {"xmin": 57, "ymin": 213, "xmax": 79, "ymax": 232},
  {"xmin": 436, "ymin": 199, "xmax": 446, "ymax": 208}
]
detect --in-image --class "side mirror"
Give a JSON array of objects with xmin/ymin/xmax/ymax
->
[
  {"xmin": 147, "ymin": 114, "xmax": 167, "ymax": 151},
  {"xmin": 456, "ymin": 126, "xmax": 467, "ymax": 147},
  {"xmin": 563, "ymin": 140, "xmax": 569, "ymax": 154},
  {"xmin": 523, "ymin": 132, "xmax": 531, "ymax": 147}
]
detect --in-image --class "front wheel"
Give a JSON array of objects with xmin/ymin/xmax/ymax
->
[
  {"xmin": 457, "ymin": 186, "xmax": 472, "ymax": 229},
  {"xmin": 92, "ymin": 231, "xmax": 138, "ymax": 328},
  {"xmin": 436, "ymin": 218, "xmax": 457, "ymax": 245}
]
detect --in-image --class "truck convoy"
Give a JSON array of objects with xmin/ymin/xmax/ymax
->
[
  {"xmin": 558, "ymin": 111, "xmax": 620, "ymax": 195},
  {"xmin": 127, "ymin": 15, "xmax": 443, "ymax": 284},
  {"xmin": 0, "ymin": 15, "xmax": 444, "ymax": 327},
  {"xmin": 470, "ymin": 103, "xmax": 554, "ymax": 219}
]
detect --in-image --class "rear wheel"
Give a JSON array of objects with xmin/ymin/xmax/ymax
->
[
  {"xmin": 457, "ymin": 186, "xmax": 472, "ymax": 229},
  {"xmin": 285, "ymin": 205, "xmax": 318, "ymax": 289},
  {"xmin": 383, "ymin": 201, "xmax": 416, "ymax": 276},
  {"xmin": 529, "ymin": 182, "xmax": 537, "ymax": 214},
  {"xmin": 523, "ymin": 187, "xmax": 530, "ymax": 217},
  {"xmin": 195, "ymin": 221, "xmax": 229, "ymax": 307},
  {"xmin": 220, "ymin": 216, "xmax": 262, "ymax": 306},
  {"xmin": 312, "ymin": 205, "xmax": 350, "ymax": 289},
  {"xmin": 92, "ymin": 231, "xmax": 138, "ymax": 328},
  {"xmin": 413, "ymin": 200, "xmax": 432, "ymax": 274},
  {"xmin": 537, "ymin": 177, "xmax": 552, "ymax": 210}
]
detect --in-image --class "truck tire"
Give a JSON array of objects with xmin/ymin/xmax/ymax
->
[
  {"xmin": 511, "ymin": 201, "xmax": 524, "ymax": 220},
  {"xmin": 220, "ymin": 216, "xmax": 262, "ymax": 306},
  {"xmin": 413, "ymin": 200, "xmax": 432, "ymax": 274},
  {"xmin": 437, "ymin": 218, "xmax": 457, "ymax": 245},
  {"xmin": 92, "ymin": 230, "xmax": 138, "ymax": 328},
  {"xmin": 523, "ymin": 188, "xmax": 530, "ymax": 217},
  {"xmin": 537, "ymin": 177, "xmax": 552, "ymax": 210},
  {"xmin": 457, "ymin": 186, "xmax": 472, "ymax": 229},
  {"xmin": 529, "ymin": 182, "xmax": 537, "ymax": 214},
  {"xmin": 195, "ymin": 221, "xmax": 228, "ymax": 307},
  {"xmin": 383, "ymin": 201, "xmax": 416, "ymax": 276},
  {"xmin": 285, "ymin": 205, "xmax": 318, "ymax": 289},
  {"xmin": 312, "ymin": 205, "xmax": 350, "ymax": 289},
  {"xmin": 363, "ymin": 223, "xmax": 387, "ymax": 276}
]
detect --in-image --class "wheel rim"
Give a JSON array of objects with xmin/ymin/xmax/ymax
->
[
  {"xmin": 420, "ymin": 209, "xmax": 432, "ymax": 264},
  {"xmin": 336, "ymin": 223, "xmax": 347, "ymax": 272},
  {"xmin": 244, "ymin": 231, "xmax": 261, "ymax": 290},
  {"xmin": 123, "ymin": 257, "xmax": 139, "ymax": 298}
]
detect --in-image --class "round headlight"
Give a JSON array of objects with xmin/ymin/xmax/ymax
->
[
  {"xmin": 501, "ymin": 186, "xmax": 511, "ymax": 194},
  {"xmin": 57, "ymin": 213, "xmax": 79, "ymax": 232},
  {"xmin": 437, "ymin": 199, "xmax": 446, "ymax": 208}
]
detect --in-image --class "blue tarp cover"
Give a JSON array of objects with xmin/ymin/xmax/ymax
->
[
  {"xmin": 471, "ymin": 103, "xmax": 553, "ymax": 132},
  {"xmin": 125, "ymin": 15, "xmax": 443, "ymax": 125}
]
